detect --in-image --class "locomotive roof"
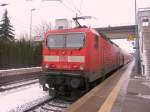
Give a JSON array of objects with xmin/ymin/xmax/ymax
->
[
  {"xmin": 45, "ymin": 27, "xmax": 119, "ymax": 48},
  {"xmin": 91, "ymin": 29, "xmax": 119, "ymax": 48}
]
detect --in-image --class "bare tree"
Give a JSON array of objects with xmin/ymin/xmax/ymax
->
[{"xmin": 33, "ymin": 21, "xmax": 51, "ymax": 41}]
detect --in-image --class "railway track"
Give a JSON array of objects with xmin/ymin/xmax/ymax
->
[
  {"xmin": 0, "ymin": 67, "xmax": 42, "ymax": 88},
  {"xmin": 0, "ymin": 70, "xmax": 42, "ymax": 92},
  {"xmin": 0, "ymin": 79, "xmax": 39, "ymax": 92},
  {"xmin": 23, "ymin": 97, "xmax": 73, "ymax": 112}
]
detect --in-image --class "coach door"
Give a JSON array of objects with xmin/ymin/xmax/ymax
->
[{"xmin": 99, "ymin": 37, "xmax": 104, "ymax": 76}]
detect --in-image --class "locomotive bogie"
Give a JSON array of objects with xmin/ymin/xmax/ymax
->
[{"xmin": 39, "ymin": 71, "xmax": 88, "ymax": 96}]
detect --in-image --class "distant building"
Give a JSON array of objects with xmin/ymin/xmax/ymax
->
[{"xmin": 55, "ymin": 18, "xmax": 72, "ymax": 29}]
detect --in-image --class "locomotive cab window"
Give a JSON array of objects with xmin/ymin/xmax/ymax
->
[
  {"xmin": 94, "ymin": 35, "xmax": 99, "ymax": 48},
  {"xmin": 66, "ymin": 33, "xmax": 84, "ymax": 48},
  {"xmin": 46, "ymin": 33, "xmax": 85, "ymax": 49},
  {"xmin": 46, "ymin": 34, "xmax": 65, "ymax": 48}
]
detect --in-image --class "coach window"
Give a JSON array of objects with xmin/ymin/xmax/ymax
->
[
  {"xmin": 94, "ymin": 35, "xmax": 99, "ymax": 48},
  {"xmin": 142, "ymin": 18, "xmax": 149, "ymax": 26}
]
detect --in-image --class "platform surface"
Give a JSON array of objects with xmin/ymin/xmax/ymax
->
[
  {"xmin": 112, "ymin": 66, "xmax": 150, "ymax": 112},
  {"xmin": 66, "ymin": 61, "xmax": 135, "ymax": 112}
]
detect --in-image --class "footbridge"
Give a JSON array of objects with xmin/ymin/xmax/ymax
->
[{"xmin": 95, "ymin": 25, "xmax": 136, "ymax": 39}]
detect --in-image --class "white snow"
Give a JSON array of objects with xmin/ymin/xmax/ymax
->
[
  {"xmin": 142, "ymin": 81, "xmax": 150, "ymax": 88},
  {"xmin": 137, "ymin": 93, "xmax": 150, "ymax": 100},
  {"xmin": 0, "ymin": 83, "xmax": 49, "ymax": 112}
]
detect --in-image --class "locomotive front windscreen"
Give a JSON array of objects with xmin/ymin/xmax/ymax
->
[{"xmin": 46, "ymin": 33, "xmax": 84, "ymax": 48}]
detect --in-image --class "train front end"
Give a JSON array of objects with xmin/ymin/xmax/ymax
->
[{"xmin": 39, "ymin": 28, "xmax": 89, "ymax": 96}]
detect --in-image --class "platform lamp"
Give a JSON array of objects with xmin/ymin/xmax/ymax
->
[
  {"xmin": 0, "ymin": 4, "xmax": 8, "ymax": 6},
  {"xmin": 29, "ymin": 8, "xmax": 36, "ymax": 41},
  {"xmin": 135, "ymin": 0, "xmax": 141, "ymax": 74}
]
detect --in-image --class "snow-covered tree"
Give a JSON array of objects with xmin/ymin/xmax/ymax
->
[{"xmin": 0, "ymin": 9, "xmax": 15, "ymax": 41}]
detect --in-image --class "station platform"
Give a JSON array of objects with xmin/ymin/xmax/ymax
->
[{"xmin": 65, "ymin": 60, "xmax": 150, "ymax": 112}]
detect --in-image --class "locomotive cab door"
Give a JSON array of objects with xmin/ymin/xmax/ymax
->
[{"xmin": 99, "ymin": 37, "xmax": 105, "ymax": 76}]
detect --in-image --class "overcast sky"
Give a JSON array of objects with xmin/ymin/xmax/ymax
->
[
  {"xmin": 0, "ymin": 0, "xmax": 147, "ymax": 53},
  {"xmin": 0, "ymin": 0, "xmax": 149, "ymax": 37}
]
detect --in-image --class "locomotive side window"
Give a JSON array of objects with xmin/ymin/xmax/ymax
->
[
  {"xmin": 94, "ymin": 35, "xmax": 99, "ymax": 48},
  {"xmin": 66, "ymin": 33, "xmax": 84, "ymax": 48}
]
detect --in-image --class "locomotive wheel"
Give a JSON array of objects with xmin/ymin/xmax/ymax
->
[{"xmin": 85, "ymin": 79, "xmax": 91, "ymax": 92}]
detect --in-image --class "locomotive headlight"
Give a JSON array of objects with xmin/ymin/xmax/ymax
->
[
  {"xmin": 72, "ymin": 65, "xmax": 79, "ymax": 69},
  {"xmin": 50, "ymin": 64, "xmax": 56, "ymax": 68},
  {"xmin": 45, "ymin": 84, "xmax": 49, "ymax": 89},
  {"xmin": 45, "ymin": 64, "xmax": 49, "ymax": 69},
  {"xmin": 72, "ymin": 64, "xmax": 84, "ymax": 70},
  {"xmin": 79, "ymin": 65, "xmax": 84, "ymax": 70},
  {"xmin": 42, "ymin": 64, "xmax": 49, "ymax": 71}
]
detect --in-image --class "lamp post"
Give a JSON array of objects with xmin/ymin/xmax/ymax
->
[
  {"xmin": 42, "ymin": 0, "xmax": 62, "ymax": 2},
  {"xmin": 135, "ymin": 0, "xmax": 141, "ymax": 74},
  {"xmin": 29, "ymin": 8, "xmax": 36, "ymax": 41},
  {"xmin": 0, "ymin": 3, "xmax": 8, "ymax": 6}
]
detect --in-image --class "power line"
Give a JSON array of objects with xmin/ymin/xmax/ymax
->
[
  {"xmin": 61, "ymin": 1, "xmax": 77, "ymax": 14},
  {"xmin": 79, "ymin": 0, "xmax": 83, "ymax": 14},
  {"xmin": 62, "ymin": 0, "xmax": 81, "ymax": 15},
  {"xmin": 65, "ymin": 0, "xmax": 77, "ymax": 11}
]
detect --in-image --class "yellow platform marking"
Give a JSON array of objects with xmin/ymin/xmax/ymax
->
[{"xmin": 98, "ymin": 61, "xmax": 135, "ymax": 112}]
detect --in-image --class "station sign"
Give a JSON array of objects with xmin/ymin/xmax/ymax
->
[{"xmin": 127, "ymin": 34, "xmax": 135, "ymax": 41}]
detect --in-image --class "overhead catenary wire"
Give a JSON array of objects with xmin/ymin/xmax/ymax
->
[
  {"xmin": 79, "ymin": 0, "xmax": 83, "ymax": 15},
  {"xmin": 65, "ymin": 0, "xmax": 79, "ymax": 13},
  {"xmin": 61, "ymin": 0, "xmax": 83, "ymax": 16},
  {"xmin": 26, "ymin": 0, "xmax": 82, "ymax": 16},
  {"xmin": 61, "ymin": 2, "xmax": 76, "ymax": 13}
]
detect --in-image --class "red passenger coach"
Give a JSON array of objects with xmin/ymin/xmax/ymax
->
[{"xmin": 39, "ymin": 27, "xmax": 128, "ymax": 96}]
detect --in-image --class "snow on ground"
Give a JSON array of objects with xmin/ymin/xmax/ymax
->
[{"xmin": 0, "ymin": 83, "xmax": 49, "ymax": 112}]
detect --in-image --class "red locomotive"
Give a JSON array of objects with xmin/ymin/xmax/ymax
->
[{"xmin": 39, "ymin": 18, "xmax": 130, "ymax": 96}]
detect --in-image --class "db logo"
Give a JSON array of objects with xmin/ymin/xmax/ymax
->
[{"xmin": 59, "ymin": 56, "xmax": 68, "ymax": 62}]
